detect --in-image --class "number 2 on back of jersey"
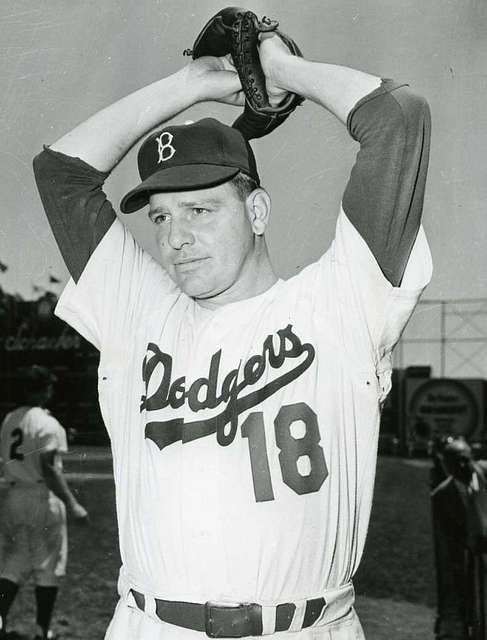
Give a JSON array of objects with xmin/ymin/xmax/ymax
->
[
  {"xmin": 9, "ymin": 427, "xmax": 24, "ymax": 461},
  {"xmin": 241, "ymin": 401, "xmax": 328, "ymax": 502}
]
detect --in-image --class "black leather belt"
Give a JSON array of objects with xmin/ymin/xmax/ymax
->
[{"xmin": 130, "ymin": 589, "xmax": 326, "ymax": 638}]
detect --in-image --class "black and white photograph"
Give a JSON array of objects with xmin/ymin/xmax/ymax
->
[{"xmin": 1, "ymin": 1, "xmax": 486, "ymax": 639}]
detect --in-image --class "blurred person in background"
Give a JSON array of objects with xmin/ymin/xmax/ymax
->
[
  {"xmin": 431, "ymin": 436, "xmax": 487, "ymax": 639},
  {"xmin": 0, "ymin": 365, "xmax": 88, "ymax": 640}
]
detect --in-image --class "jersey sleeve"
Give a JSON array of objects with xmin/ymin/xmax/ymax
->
[
  {"xmin": 342, "ymin": 80, "xmax": 431, "ymax": 287},
  {"xmin": 33, "ymin": 146, "xmax": 116, "ymax": 283},
  {"xmin": 320, "ymin": 207, "xmax": 432, "ymax": 400},
  {"xmin": 37, "ymin": 414, "xmax": 66, "ymax": 453},
  {"xmin": 303, "ymin": 80, "xmax": 432, "ymax": 400},
  {"xmin": 33, "ymin": 147, "xmax": 177, "ymax": 350},
  {"xmin": 57, "ymin": 421, "xmax": 68, "ymax": 455},
  {"xmin": 0, "ymin": 419, "xmax": 5, "ymax": 476},
  {"xmin": 54, "ymin": 219, "xmax": 176, "ymax": 350}
]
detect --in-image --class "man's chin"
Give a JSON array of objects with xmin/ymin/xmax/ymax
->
[
  {"xmin": 170, "ymin": 270, "xmax": 230, "ymax": 301},
  {"xmin": 176, "ymin": 277, "xmax": 215, "ymax": 299}
]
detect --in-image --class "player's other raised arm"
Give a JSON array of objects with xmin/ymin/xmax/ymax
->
[
  {"xmin": 45, "ymin": 59, "xmax": 243, "ymax": 171},
  {"xmin": 32, "ymin": 58, "xmax": 243, "ymax": 282},
  {"xmin": 259, "ymin": 34, "xmax": 431, "ymax": 287}
]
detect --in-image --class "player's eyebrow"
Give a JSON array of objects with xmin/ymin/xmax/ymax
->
[
  {"xmin": 148, "ymin": 199, "xmax": 222, "ymax": 218},
  {"xmin": 179, "ymin": 198, "xmax": 222, "ymax": 208},
  {"xmin": 148, "ymin": 195, "xmax": 229, "ymax": 222}
]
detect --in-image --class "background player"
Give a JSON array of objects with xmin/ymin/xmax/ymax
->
[
  {"xmin": 0, "ymin": 365, "xmax": 88, "ymax": 640},
  {"xmin": 33, "ymin": 14, "xmax": 432, "ymax": 640}
]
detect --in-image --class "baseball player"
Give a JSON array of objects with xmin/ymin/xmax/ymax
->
[
  {"xmin": 32, "ymin": 11, "xmax": 432, "ymax": 640},
  {"xmin": 0, "ymin": 365, "xmax": 88, "ymax": 640}
]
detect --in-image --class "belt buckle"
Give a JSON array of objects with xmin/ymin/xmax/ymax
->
[{"xmin": 204, "ymin": 601, "xmax": 249, "ymax": 639}]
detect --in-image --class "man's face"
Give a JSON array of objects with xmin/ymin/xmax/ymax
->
[
  {"xmin": 149, "ymin": 182, "xmax": 258, "ymax": 301},
  {"xmin": 443, "ymin": 442, "xmax": 474, "ymax": 484}
]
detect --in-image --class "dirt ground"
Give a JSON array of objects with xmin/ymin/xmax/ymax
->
[
  {"xmin": 356, "ymin": 595, "xmax": 435, "ymax": 639},
  {"xmin": 0, "ymin": 451, "xmax": 438, "ymax": 639}
]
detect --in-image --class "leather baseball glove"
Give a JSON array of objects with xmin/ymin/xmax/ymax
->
[{"xmin": 183, "ymin": 7, "xmax": 304, "ymax": 140}]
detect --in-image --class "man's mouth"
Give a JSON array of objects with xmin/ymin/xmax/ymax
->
[{"xmin": 174, "ymin": 257, "xmax": 208, "ymax": 271}]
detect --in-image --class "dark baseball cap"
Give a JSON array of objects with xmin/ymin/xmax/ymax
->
[
  {"xmin": 120, "ymin": 118, "xmax": 260, "ymax": 214},
  {"xmin": 443, "ymin": 436, "xmax": 472, "ymax": 460}
]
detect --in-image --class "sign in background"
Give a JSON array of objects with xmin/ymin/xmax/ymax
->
[
  {"xmin": 406, "ymin": 377, "xmax": 485, "ymax": 450},
  {"xmin": 0, "ymin": 291, "xmax": 105, "ymax": 443}
]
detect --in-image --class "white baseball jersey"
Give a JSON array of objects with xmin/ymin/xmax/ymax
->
[
  {"xmin": 0, "ymin": 407, "xmax": 67, "ymax": 484},
  {"xmin": 55, "ymin": 207, "xmax": 431, "ymax": 611}
]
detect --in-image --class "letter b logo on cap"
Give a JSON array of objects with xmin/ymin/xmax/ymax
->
[{"xmin": 156, "ymin": 132, "xmax": 176, "ymax": 163}]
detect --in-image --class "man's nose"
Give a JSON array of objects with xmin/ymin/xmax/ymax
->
[{"xmin": 167, "ymin": 218, "xmax": 195, "ymax": 250}]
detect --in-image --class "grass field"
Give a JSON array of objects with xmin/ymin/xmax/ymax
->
[{"xmin": 1, "ymin": 452, "xmax": 437, "ymax": 639}]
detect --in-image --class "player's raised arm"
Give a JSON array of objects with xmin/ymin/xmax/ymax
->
[
  {"xmin": 258, "ymin": 33, "xmax": 431, "ymax": 287},
  {"xmin": 47, "ymin": 58, "xmax": 243, "ymax": 172},
  {"xmin": 32, "ymin": 58, "xmax": 243, "ymax": 283}
]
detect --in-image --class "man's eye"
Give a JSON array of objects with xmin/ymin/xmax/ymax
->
[
  {"xmin": 152, "ymin": 213, "xmax": 169, "ymax": 225},
  {"xmin": 192, "ymin": 208, "xmax": 208, "ymax": 216}
]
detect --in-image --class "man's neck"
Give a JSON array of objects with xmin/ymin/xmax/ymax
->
[{"xmin": 195, "ymin": 248, "xmax": 277, "ymax": 310}]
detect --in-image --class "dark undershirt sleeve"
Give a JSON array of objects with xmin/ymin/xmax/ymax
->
[
  {"xmin": 342, "ymin": 79, "xmax": 431, "ymax": 287},
  {"xmin": 33, "ymin": 147, "xmax": 117, "ymax": 283}
]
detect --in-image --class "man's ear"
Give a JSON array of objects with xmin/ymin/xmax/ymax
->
[{"xmin": 245, "ymin": 188, "xmax": 271, "ymax": 236}]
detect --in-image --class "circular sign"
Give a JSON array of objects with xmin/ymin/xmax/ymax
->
[{"xmin": 408, "ymin": 378, "xmax": 479, "ymax": 441}]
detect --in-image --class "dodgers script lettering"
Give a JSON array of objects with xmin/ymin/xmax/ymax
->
[{"xmin": 141, "ymin": 324, "xmax": 315, "ymax": 449}]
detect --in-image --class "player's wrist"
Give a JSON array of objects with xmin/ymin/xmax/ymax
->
[
  {"xmin": 181, "ymin": 61, "xmax": 218, "ymax": 104},
  {"xmin": 184, "ymin": 58, "xmax": 241, "ymax": 105},
  {"xmin": 161, "ymin": 65, "xmax": 202, "ymax": 111},
  {"xmin": 268, "ymin": 54, "xmax": 304, "ymax": 96}
]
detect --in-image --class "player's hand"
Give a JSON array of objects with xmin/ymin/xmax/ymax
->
[
  {"xmin": 187, "ymin": 56, "xmax": 245, "ymax": 106},
  {"xmin": 258, "ymin": 32, "xmax": 293, "ymax": 108},
  {"xmin": 69, "ymin": 502, "xmax": 89, "ymax": 524}
]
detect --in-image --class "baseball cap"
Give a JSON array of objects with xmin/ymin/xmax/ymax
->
[
  {"xmin": 443, "ymin": 436, "xmax": 472, "ymax": 460},
  {"xmin": 120, "ymin": 118, "xmax": 260, "ymax": 214},
  {"xmin": 20, "ymin": 365, "xmax": 58, "ymax": 393}
]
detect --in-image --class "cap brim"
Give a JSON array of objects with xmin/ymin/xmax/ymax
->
[{"xmin": 120, "ymin": 164, "xmax": 241, "ymax": 214}]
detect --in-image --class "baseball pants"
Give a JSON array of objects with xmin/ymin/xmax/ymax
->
[{"xmin": 0, "ymin": 485, "xmax": 67, "ymax": 586}]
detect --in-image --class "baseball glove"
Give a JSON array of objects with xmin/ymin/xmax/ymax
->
[{"xmin": 183, "ymin": 7, "xmax": 304, "ymax": 140}]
